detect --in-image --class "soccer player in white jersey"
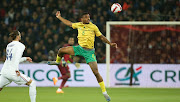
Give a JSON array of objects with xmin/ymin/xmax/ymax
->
[{"xmin": 0, "ymin": 30, "xmax": 36, "ymax": 102}]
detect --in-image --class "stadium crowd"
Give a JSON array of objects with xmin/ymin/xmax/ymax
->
[
  {"xmin": 110, "ymin": 25, "xmax": 180, "ymax": 64},
  {"xmin": 0, "ymin": 0, "xmax": 179, "ymax": 63}
]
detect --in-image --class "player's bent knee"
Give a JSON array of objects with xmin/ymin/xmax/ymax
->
[
  {"xmin": 29, "ymin": 80, "xmax": 36, "ymax": 87},
  {"xmin": 58, "ymin": 48, "xmax": 61, "ymax": 52},
  {"xmin": 67, "ymin": 75, "xmax": 70, "ymax": 79},
  {"xmin": 26, "ymin": 79, "xmax": 33, "ymax": 86},
  {"xmin": 67, "ymin": 73, "xmax": 71, "ymax": 78},
  {"xmin": 58, "ymin": 48, "xmax": 61, "ymax": 54},
  {"xmin": 58, "ymin": 48, "xmax": 65, "ymax": 55},
  {"xmin": 59, "ymin": 48, "xmax": 65, "ymax": 53}
]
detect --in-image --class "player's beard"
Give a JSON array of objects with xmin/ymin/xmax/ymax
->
[{"xmin": 84, "ymin": 21, "xmax": 90, "ymax": 24}]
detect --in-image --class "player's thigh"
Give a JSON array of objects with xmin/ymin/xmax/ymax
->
[
  {"xmin": 83, "ymin": 49, "xmax": 97, "ymax": 64},
  {"xmin": 88, "ymin": 61, "xmax": 99, "ymax": 74},
  {"xmin": 0, "ymin": 74, "xmax": 12, "ymax": 88},
  {"xmin": 65, "ymin": 66, "xmax": 71, "ymax": 77},
  {"xmin": 59, "ymin": 66, "xmax": 70, "ymax": 75},
  {"xmin": 66, "ymin": 65, "xmax": 70, "ymax": 74},
  {"xmin": 12, "ymin": 73, "xmax": 31, "ymax": 85},
  {"xmin": 60, "ymin": 46, "xmax": 75, "ymax": 55}
]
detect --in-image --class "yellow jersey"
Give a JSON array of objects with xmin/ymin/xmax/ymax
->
[{"xmin": 72, "ymin": 22, "xmax": 102, "ymax": 49}]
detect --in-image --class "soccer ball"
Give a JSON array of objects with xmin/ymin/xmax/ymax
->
[{"xmin": 111, "ymin": 3, "xmax": 122, "ymax": 13}]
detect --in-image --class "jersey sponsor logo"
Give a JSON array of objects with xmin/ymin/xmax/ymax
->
[
  {"xmin": 78, "ymin": 28, "xmax": 91, "ymax": 31},
  {"xmin": 19, "ymin": 69, "xmax": 84, "ymax": 82},
  {"xmin": 150, "ymin": 70, "xmax": 179, "ymax": 82},
  {"xmin": 83, "ymin": 29, "xmax": 91, "ymax": 31}
]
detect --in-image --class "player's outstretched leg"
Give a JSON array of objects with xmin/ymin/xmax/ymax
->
[
  {"xmin": 47, "ymin": 46, "xmax": 74, "ymax": 65},
  {"xmin": 47, "ymin": 57, "xmax": 67, "ymax": 66},
  {"xmin": 89, "ymin": 62, "xmax": 111, "ymax": 102},
  {"xmin": 27, "ymin": 79, "xmax": 36, "ymax": 102}
]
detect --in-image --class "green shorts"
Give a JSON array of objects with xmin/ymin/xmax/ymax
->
[{"xmin": 73, "ymin": 45, "xmax": 97, "ymax": 64}]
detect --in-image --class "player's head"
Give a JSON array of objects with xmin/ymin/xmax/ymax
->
[
  {"xmin": 68, "ymin": 37, "xmax": 74, "ymax": 45},
  {"xmin": 80, "ymin": 12, "xmax": 90, "ymax": 24},
  {"xmin": 9, "ymin": 30, "xmax": 21, "ymax": 41}
]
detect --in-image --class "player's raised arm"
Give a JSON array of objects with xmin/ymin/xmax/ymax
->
[
  {"xmin": 56, "ymin": 11, "xmax": 72, "ymax": 27},
  {"xmin": 98, "ymin": 35, "xmax": 118, "ymax": 48},
  {"xmin": 95, "ymin": 25, "xmax": 117, "ymax": 48}
]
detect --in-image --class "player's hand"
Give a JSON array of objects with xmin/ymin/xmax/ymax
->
[
  {"xmin": 26, "ymin": 57, "xmax": 33, "ymax": 63},
  {"xmin": 110, "ymin": 43, "xmax": 118, "ymax": 48},
  {"xmin": 75, "ymin": 63, "xmax": 80, "ymax": 69},
  {"xmin": 56, "ymin": 11, "xmax": 61, "ymax": 18}
]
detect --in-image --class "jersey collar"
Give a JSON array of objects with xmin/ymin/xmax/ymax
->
[{"xmin": 80, "ymin": 22, "xmax": 92, "ymax": 25}]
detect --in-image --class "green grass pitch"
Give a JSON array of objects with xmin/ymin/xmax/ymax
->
[{"xmin": 0, "ymin": 87, "xmax": 180, "ymax": 102}]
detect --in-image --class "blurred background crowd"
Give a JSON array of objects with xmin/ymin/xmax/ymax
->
[
  {"xmin": 110, "ymin": 25, "xmax": 180, "ymax": 64},
  {"xmin": 0, "ymin": 0, "xmax": 179, "ymax": 63}
]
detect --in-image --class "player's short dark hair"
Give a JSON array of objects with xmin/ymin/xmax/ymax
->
[
  {"xmin": 9, "ymin": 30, "xmax": 20, "ymax": 40},
  {"xmin": 80, "ymin": 12, "xmax": 89, "ymax": 18}
]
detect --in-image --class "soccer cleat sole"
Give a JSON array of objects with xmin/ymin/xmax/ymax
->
[{"xmin": 56, "ymin": 90, "xmax": 64, "ymax": 94}]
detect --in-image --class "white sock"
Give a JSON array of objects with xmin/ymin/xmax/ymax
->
[
  {"xmin": 103, "ymin": 91, "xmax": 107, "ymax": 94},
  {"xmin": 29, "ymin": 81, "xmax": 36, "ymax": 102},
  {"xmin": 57, "ymin": 88, "xmax": 62, "ymax": 91}
]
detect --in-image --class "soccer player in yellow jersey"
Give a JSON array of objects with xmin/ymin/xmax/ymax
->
[{"xmin": 48, "ymin": 11, "xmax": 117, "ymax": 102}]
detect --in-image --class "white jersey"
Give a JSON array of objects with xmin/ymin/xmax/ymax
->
[{"xmin": 0, "ymin": 41, "xmax": 26, "ymax": 76}]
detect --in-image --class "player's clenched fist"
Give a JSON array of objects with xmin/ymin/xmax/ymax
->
[
  {"xmin": 110, "ymin": 43, "xmax": 118, "ymax": 48},
  {"xmin": 56, "ymin": 11, "xmax": 61, "ymax": 18}
]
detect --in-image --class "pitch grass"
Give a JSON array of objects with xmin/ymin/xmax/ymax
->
[{"xmin": 0, "ymin": 87, "xmax": 180, "ymax": 102}]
